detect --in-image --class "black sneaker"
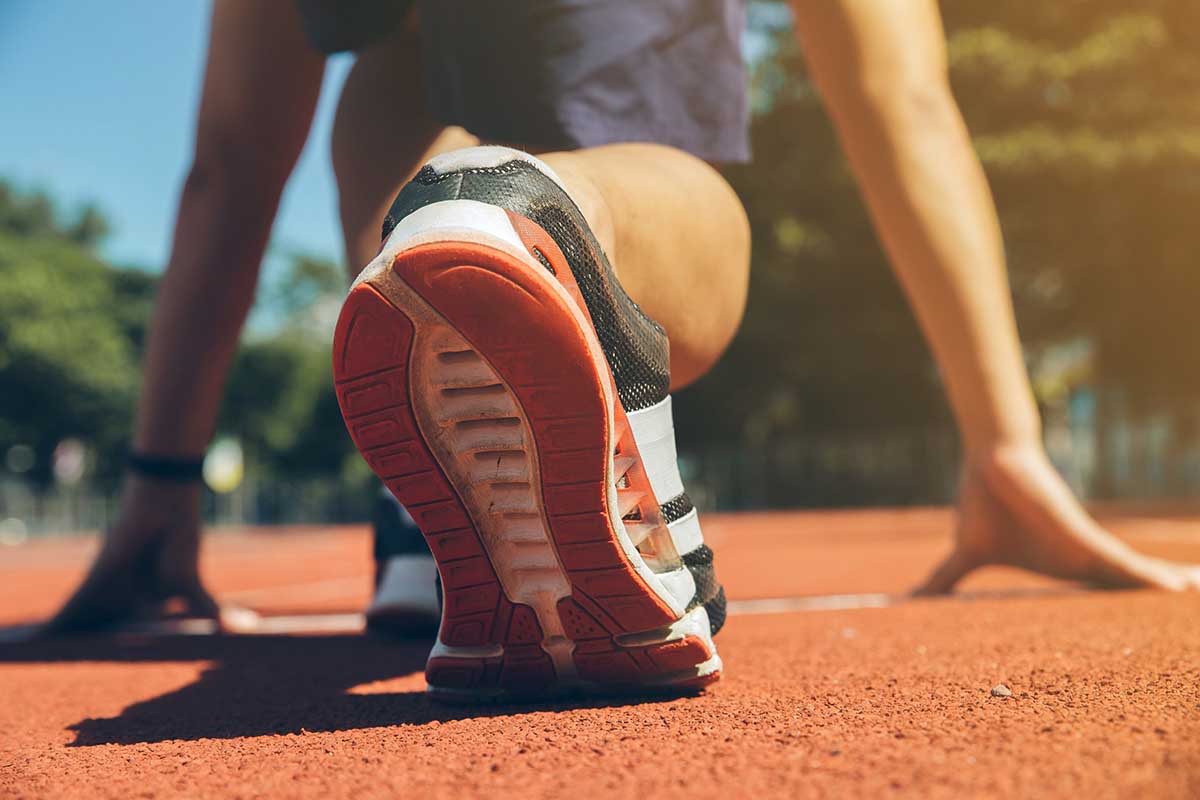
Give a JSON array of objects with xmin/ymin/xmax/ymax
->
[
  {"xmin": 365, "ymin": 486, "xmax": 440, "ymax": 637},
  {"xmin": 334, "ymin": 146, "xmax": 725, "ymax": 699}
]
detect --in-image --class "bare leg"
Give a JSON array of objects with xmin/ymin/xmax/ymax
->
[
  {"xmin": 46, "ymin": 2, "xmax": 326, "ymax": 634},
  {"xmin": 793, "ymin": 0, "xmax": 1200, "ymax": 592}
]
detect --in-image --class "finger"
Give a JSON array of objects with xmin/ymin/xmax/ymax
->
[
  {"xmin": 218, "ymin": 605, "xmax": 262, "ymax": 633},
  {"xmin": 1117, "ymin": 558, "xmax": 1200, "ymax": 593},
  {"xmin": 176, "ymin": 584, "xmax": 261, "ymax": 633},
  {"xmin": 1185, "ymin": 565, "xmax": 1200, "ymax": 591},
  {"xmin": 912, "ymin": 548, "xmax": 979, "ymax": 597},
  {"xmin": 176, "ymin": 583, "xmax": 222, "ymax": 619}
]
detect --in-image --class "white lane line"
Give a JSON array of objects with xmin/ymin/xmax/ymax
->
[
  {"xmin": 140, "ymin": 594, "xmax": 901, "ymax": 636},
  {"xmin": 727, "ymin": 593, "xmax": 894, "ymax": 615},
  {"xmin": 0, "ymin": 587, "xmax": 1091, "ymax": 642},
  {"xmin": 243, "ymin": 613, "xmax": 365, "ymax": 634},
  {"xmin": 225, "ymin": 578, "xmax": 366, "ymax": 604},
  {"xmin": 115, "ymin": 613, "xmax": 368, "ymax": 637},
  {"xmin": 91, "ymin": 596, "xmax": 891, "ymax": 638},
  {"xmin": 19, "ymin": 593, "xmax": 898, "ymax": 639},
  {"xmin": 191, "ymin": 589, "xmax": 1087, "ymax": 635}
]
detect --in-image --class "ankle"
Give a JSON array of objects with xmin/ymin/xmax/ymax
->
[{"xmin": 539, "ymin": 156, "xmax": 618, "ymax": 266}]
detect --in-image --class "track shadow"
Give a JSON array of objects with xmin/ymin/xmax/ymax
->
[{"xmin": 0, "ymin": 631, "xmax": 682, "ymax": 746}]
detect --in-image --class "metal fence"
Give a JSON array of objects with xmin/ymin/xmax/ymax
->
[{"xmin": 2, "ymin": 415, "xmax": 1198, "ymax": 541}]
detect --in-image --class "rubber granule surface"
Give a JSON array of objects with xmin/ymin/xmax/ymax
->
[{"xmin": 2, "ymin": 507, "xmax": 1199, "ymax": 799}]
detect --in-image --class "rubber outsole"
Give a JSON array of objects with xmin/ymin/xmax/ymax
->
[{"xmin": 333, "ymin": 208, "xmax": 719, "ymax": 699}]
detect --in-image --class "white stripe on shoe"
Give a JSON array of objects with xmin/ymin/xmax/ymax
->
[
  {"xmin": 626, "ymin": 396, "xmax": 685, "ymax": 505},
  {"xmin": 667, "ymin": 507, "xmax": 705, "ymax": 556}
]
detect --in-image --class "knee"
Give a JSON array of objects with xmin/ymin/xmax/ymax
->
[{"xmin": 670, "ymin": 221, "xmax": 750, "ymax": 390}]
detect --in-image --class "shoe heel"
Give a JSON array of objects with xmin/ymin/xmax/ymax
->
[{"xmin": 335, "ymin": 200, "xmax": 721, "ymax": 697}]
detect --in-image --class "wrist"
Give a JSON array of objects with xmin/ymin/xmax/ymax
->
[
  {"xmin": 964, "ymin": 438, "xmax": 1050, "ymax": 476},
  {"xmin": 962, "ymin": 414, "xmax": 1044, "ymax": 465},
  {"xmin": 126, "ymin": 450, "xmax": 205, "ymax": 484}
]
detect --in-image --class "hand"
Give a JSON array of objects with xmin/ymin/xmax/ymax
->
[
  {"xmin": 915, "ymin": 444, "xmax": 1200, "ymax": 595},
  {"xmin": 41, "ymin": 476, "xmax": 257, "ymax": 636}
]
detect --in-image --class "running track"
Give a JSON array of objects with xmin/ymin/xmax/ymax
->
[{"xmin": 2, "ymin": 508, "xmax": 1199, "ymax": 799}]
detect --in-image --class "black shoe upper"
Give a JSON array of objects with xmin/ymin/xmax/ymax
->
[
  {"xmin": 372, "ymin": 488, "xmax": 428, "ymax": 563},
  {"xmin": 384, "ymin": 159, "xmax": 671, "ymax": 414}
]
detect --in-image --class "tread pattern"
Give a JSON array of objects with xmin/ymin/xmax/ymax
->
[
  {"xmin": 388, "ymin": 241, "xmax": 680, "ymax": 639},
  {"xmin": 335, "ymin": 284, "xmax": 554, "ymax": 689},
  {"xmin": 334, "ymin": 221, "xmax": 720, "ymax": 697}
]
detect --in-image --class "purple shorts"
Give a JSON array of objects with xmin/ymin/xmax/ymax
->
[{"xmin": 297, "ymin": 0, "xmax": 749, "ymax": 163}]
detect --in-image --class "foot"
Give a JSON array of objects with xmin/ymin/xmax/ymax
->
[
  {"xmin": 914, "ymin": 444, "xmax": 1200, "ymax": 595},
  {"xmin": 42, "ymin": 479, "xmax": 258, "ymax": 636},
  {"xmin": 333, "ymin": 146, "xmax": 725, "ymax": 699},
  {"xmin": 365, "ymin": 487, "xmax": 441, "ymax": 637}
]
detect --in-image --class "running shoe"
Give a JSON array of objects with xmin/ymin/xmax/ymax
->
[
  {"xmin": 333, "ymin": 146, "xmax": 726, "ymax": 699},
  {"xmin": 366, "ymin": 487, "xmax": 441, "ymax": 637}
]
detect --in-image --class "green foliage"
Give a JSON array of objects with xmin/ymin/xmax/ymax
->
[
  {"xmin": 220, "ymin": 335, "xmax": 355, "ymax": 480},
  {"xmin": 0, "ymin": 180, "xmax": 355, "ymax": 488},
  {"xmin": 219, "ymin": 253, "xmax": 356, "ymax": 481},
  {"xmin": 677, "ymin": 1, "xmax": 1200, "ymax": 453},
  {"xmin": 256, "ymin": 252, "xmax": 346, "ymax": 331},
  {"xmin": 7, "ymin": 2, "xmax": 1200, "ymax": 502},
  {"xmin": 0, "ymin": 182, "xmax": 156, "ymax": 485},
  {"xmin": 942, "ymin": 3, "xmax": 1200, "ymax": 407},
  {"xmin": 0, "ymin": 231, "xmax": 143, "ymax": 483},
  {"xmin": 0, "ymin": 180, "xmax": 112, "ymax": 249}
]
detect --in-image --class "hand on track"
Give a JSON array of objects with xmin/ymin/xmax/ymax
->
[
  {"xmin": 915, "ymin": 445, "xmax": 1200, "ymax": 595},
  {"xmin": 40, "ymin": 478, "xmax": 258, "ymax": 637}
]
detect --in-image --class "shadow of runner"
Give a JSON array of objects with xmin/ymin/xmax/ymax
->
[{"xmin": 0, "ymin": 632, "xmax": 683, "ymax": 745}]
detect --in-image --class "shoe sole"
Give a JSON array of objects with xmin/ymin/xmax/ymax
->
[{"xmin": 333, "ymin": 199, "xmax": 720, "ymax": 700}]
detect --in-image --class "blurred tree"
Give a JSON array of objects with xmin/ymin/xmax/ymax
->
[
  {"xmin": 0, "ymin": 181, "xmax": 61, "ymax": 240},
  {"xmin": 69, "ymin": 204, "xmax": 111, "ymax": 250},
  {"xmin": 945, "ymin": 2, "xmax": 1200, "ymax": 491},
  {"xmin": 677, "ymin": 1, "xmax": 1200, "ymax": 501},
  {"xmin": 219, "ymin": 253, "xmax": 358, "ymax": 483},
  {"xmin": 0, "ymin": 232, "xmax": 144, "ymax": 484},
  {"xmin": 9, "ymin": 2, "xmax": 1200, "ymax": 505},
  {"xmin": 0, "ymin": 181, "xmax": 357, "ymax": 492}
]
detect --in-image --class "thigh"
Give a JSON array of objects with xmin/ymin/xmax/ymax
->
[{"xmin": 331, "ymin": 18, "xmax": 478, "ymax": 271}]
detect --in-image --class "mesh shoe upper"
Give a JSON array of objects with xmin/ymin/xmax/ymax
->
[{"xmin": 384, "ymin": 160, "xmax": 671, "ymax": 413}]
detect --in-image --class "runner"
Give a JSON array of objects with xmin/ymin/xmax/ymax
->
[{"xmin": 46, "ymin": 1, "xmax": 1199, "ymax": 695}]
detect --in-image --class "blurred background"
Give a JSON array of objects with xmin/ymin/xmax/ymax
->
[{"xmin": 2, "ymin": 1, "xmax": 1199, "ymax": 541}]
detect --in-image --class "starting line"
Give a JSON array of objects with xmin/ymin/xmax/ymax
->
[
  {"xmin": 167, "ymin": 593, "xmax": 899, "ymax": 636},
  {"xmin": 111, "ymin": 584, "xmax": 1095, "ymax": 636},
  {"xmin": 0, "ymin": 585, "xmax": 1092, "ymax": 641},
  {"xmin": 85, "ymin": 588, "xmax": 1090, "ymax": 637}
]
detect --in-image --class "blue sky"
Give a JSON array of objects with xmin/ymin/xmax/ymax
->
[
  {"xmin": 0, "ymin": 1, "xmax": 781, "ymax": 279},
  {"xmin": 0, "ymin": 1, "xmax": 352, "ymax": 270}
]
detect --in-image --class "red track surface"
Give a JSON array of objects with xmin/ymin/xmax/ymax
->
[{"xmin": 3, "ymin": 508, "xmax": 1200, "ymax": 798}]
